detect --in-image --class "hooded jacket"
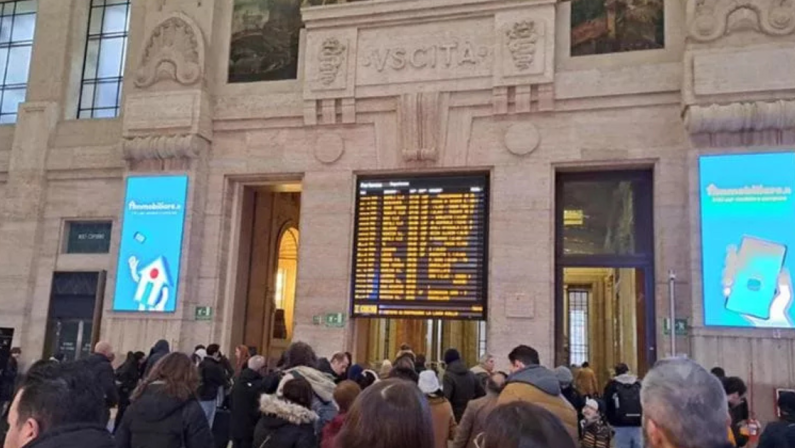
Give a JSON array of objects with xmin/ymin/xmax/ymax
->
[
  {"xmin": 253, "ymin": 395, "xmax": 318, "ymax": 448},
  {"xmin": 230, "ymin": 367, "xmax": 265, "ymax": 440},
  {"xmin": 144, "ymin": 340, "xmax": 170, "ymax": 377},
  {"xmin": 758, "ymin": 414, "xmax": 795, "ymax": 448},
  {"xmin": 497, "ymin": 365, "xmax": 578, "ymax": 443},
  {"xmin": 114, "ymin": 383, "xmax": 213, "ymax": 448},
  {"xmin": 22, "ymin": 423, "xmax": 114, "ymax": 448},
  {"xmin": 443, "ymin": 360, "xmax": 485, "ymax": 422},
  {"xmin": 603, "ymin": 373, "xmax": 642, "ymax": 427},
  {"xmin": 277, "ymin": 366, "xmax": 338, "ymax": 434}
]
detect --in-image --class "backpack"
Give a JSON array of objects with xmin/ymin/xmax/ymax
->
[{"xmin": 611, "ymin": 381, "xmax": 642, "ymax": 426}]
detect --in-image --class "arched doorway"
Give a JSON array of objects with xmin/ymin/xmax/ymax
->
[{"xmin": 270, "ymin": 226, "xmax": 299, "ymax": 350}]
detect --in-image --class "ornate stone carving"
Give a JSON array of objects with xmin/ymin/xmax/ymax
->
[
  {"xmin": 504, "ymin": 123, "xmax": 541, "ymax": 156},
  {"xmin": 505, "ymin": 21, "xmax": 539, "ymax": 71},
  {"xmin": 135, "ymin": 13, "xmax": 205, "ymax": 88},
  {"xmin": 398, "ymin": 92, "xmax": 449, "ymax": 162},
  {"xmin": 313, "ymin": 132, "xmax": 345, "ymax": 164},
  {"xmin": 688, "ymin": 0, "xmax": 795, "ymax": 42},
  {"xmin": 317, "ymin": 38, "xmax": 346, "ymax": 86},
  {"xmin": 684, "ymin": 100, "xmax": 795, "ymax": 134},
  {"xmin": 122, "ymin": 134, "xmax": 207, "ymax": 161}
]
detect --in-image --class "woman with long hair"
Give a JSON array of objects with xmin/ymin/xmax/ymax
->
[
  {"xmin": 115, "ymin": 352, "xmax": 212, "ymax": 448},
  {"xmin": 334, "ymin": 379, "xmax": 435, "ymax": 448},
  {"xmin": 235, "ymin": 344, "xmax": 251, "ymax": 376},
  {"xmin": 477, "ymin": 402, "xmax": 577, "ymax": 448}
]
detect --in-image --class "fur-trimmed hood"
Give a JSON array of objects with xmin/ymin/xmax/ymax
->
[{"xmin": 259, "ymin": 394, "xmax": 318, "ymax": 426}]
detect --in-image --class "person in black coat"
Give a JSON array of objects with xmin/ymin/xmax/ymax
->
[
  {"xmin": 230, "ymin": 356, "xmax": 267, "ymax": 448},
  {"xmin": 759, "ymin": 390, "xmax": 795, "ymax": 448},
  {"xmin": 253, "ymin": 377, "xmax": 318, "ymax": 448},
  {"xmin": 0, "ymin": 347, "xmax": 20, "ymax": 410},
  {"xmin": 115, "ymin": 352, "xmax": 212, "ymax": 448},
  {"xmin": 442, "ymin": 349, "xmax": 485, "ymax": 422},
  {"xmin": 79, "ymin": 342, "xmax": 119, "ymax": 427},
  {"xmin": 114, "ymin": 351, "xmax": 146, "ymax": 432},
  {"xmin": 198, "ymin": 344, "xmax": 230, "ymax": 428},
  {"xmin": 144, "ymin": 340, "xmax": 170, "ymax": 377}
]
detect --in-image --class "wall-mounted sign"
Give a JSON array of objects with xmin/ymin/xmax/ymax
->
[
  {"xmin": 66, "ymin": 221, "xmax": 113, "ymax": 254},
  {"xmin": 113, "ymin": 176, "xmax": 189, "ymax": 313},
  {"xmin": 662, "ymin": 318, "xmax": 688, "ymax": 336},
  {"xmin": 700, "ymin": 153, "xmax": 795, "ymax": 328},
  {"xmin": 195, "ymin": 306, "xmax": 213, "ymax": 321}
]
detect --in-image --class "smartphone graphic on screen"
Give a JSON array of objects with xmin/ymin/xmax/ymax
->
[{"xmin": 726, "ymin": 236, "xmax": 787, "ymax": 320}]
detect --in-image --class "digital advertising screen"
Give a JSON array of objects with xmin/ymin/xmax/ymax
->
[
  {"xmin": 700, "ymin": 152, "xmax": 795, "ymax": 328},
  {"xmin": 350, "ymin": 174, "xmax": 489, "ymax": 320},
  {"xmin": 113, "ymin": 176, "xmax": 189, "ymax": 313}
]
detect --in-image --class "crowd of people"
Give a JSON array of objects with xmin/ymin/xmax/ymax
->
[{"xmin": 0, "ymin": 339, "xmax": 792, "ymax": 448}]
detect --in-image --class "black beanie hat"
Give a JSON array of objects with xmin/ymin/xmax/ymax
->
[{"xmin": 444, "ymin": 349, "xmax": 461, "ymax": 365}]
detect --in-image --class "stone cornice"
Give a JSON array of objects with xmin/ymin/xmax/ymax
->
[
  {"xmin": 684, "ymin": 100, "xmax": 795, "ymax": 134},
  {"xmin": 121, "ymin": 134, "xmax": 209, "ymax": 161}
]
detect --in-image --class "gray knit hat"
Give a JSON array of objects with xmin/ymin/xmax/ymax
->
[{"xmin": 554, "ymin": 365, "xmax": 574, "ymax": 386}]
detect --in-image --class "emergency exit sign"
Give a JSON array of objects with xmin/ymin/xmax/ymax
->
[
  {"xmin": 663, "ymin": 318, "xmax": 688, "ymax": 336},
  {"xmin": 195, "ymin": 306, "xmax": 213, "ymax": 321}
]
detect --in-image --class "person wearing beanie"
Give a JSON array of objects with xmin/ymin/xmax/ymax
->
[
  {"xmin": 556, "ymin": 366, "xmax": 585, "ymax": 429},
  {"xmin": 758, "ymin": 390, "xmax": 795, "ymax": 448},
  {"xmin": 581, "ymin": 398, "xmax": 611, "ymax": 448},
  {"xmin": 420, "ymin": 370, "xmax": 457, "ymax": 448},
  {"xmin": 443, "ymin": 349, "xmax": 485, "ymax": 422}
]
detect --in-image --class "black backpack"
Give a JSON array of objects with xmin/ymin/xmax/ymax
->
[{"xmin": 610, "ymin": 381, "xmax": 642, "ymax": 426}]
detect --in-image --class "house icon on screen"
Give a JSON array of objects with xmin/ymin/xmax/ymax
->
[{"xmin": 133, "ymin": 256, "xmax": 172, "ymax": 312}]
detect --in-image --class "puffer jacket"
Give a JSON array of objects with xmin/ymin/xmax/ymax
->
[
  {"xmin": 253, "ymin": 395, "xmax": 318, "ymax": 448},
  {"xmin": 758, "ymin": 415, "xmax": 795, "ymax": 448},
  {"xmin": 443, "ymin": 361, "xmax": 485, "ymax": 422},
  {"xmin": 498, "ymin": 364, "xmax": 578, "ymax": 443},
  {"xmin": 22, "ymin": 423, "xmax": 114, "ymax": 448}
]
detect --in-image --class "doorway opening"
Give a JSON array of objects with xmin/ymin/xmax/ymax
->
[
  {"xmin": 355, "ymin": 318, "xmax": 486, "ymax": 370},
  {"xmin": 555, "ymin": 170, "xmax": 655, "ymax": 386},
  {"xmin": 44, "ymin": 271, "xmax": 106, "ymax": 361},
  {"xmin": 234, "ymin": 184, "xmax": 301, "ymax": 366}
]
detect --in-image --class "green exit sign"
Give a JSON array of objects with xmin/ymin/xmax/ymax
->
[
  {"xmin": 195, "ymin": 306, "xmax": 213, "ymax": 321},
  {"xmin": 663, "ymin": 318, "xmax": 688, "ymax": 336},
  {"xmin": 313, "ymin": 313, "xmax": 346, "ymax": 328}
]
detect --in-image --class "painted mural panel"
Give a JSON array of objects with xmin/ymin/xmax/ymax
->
[{"xmin": 570, "ymin": 0, "xmax": 664, "ymax": 56}]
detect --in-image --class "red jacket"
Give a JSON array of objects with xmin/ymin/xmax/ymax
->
[{"xmin": 321, "ymin": 412, "xmax": 346, "ymax": 448}]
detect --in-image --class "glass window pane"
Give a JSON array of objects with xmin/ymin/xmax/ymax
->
[
  {"xmin": 12, "ymin": 13, "xmax": 35, "ymax": 41},
  {"xmin": 16, "ymin": 1, "xmax": 36, "ymax": 14},
  {"xmin": 97, "ymin": 37, "xmax": 123, "ymax": 78},
  {"xmin": 561, "ymin": 179, "xmax": 640, "ymax": 255},
  {"xmin": 88, "ymin": 6, "xmax": 103, "ymax": 35},
  {"xmin": 95, "ymin": 81, "xmax": 117, "ymax": 108},
  {"xmin": 116, "ymin": 80, "xmax": 123, "ymax": 105},
  {"xmin": 119, "ymin": 36, "xmax": 127, "ymax": 72},
  {"xmin": 0, "ymin": 16, "xmax": 12, "ymax": 44},
  {"xmin": 1, "ymin": 87, "xmax": 24, "ymax": 114},
  {"xmin": 5, "ymin": 46, "xmax": 31, "ymax": 85},
  {"xmin": 79, "ymin": 83, "xmax": 95, "ymax": 109},
  {"xmin": 0, "ymin": 48, "xmax": 9, "ymax": 83},
  {"xmin": 0, "ymin": 113, "xmax": 16, "ymax": 124},
  {"xmin": 83, "ymin": 39, "xmax": 99, "ymax": 79},
  {"xmin": 102, "ymin": 4, "xmax": 127, "ymax": 34},
  {"xmin": 78, "ymin": 109, "xmax": 92, "ymax": 119},
  {"xmin": 93, "ymin": 108, "xmax": 116, "ymax": 118}
]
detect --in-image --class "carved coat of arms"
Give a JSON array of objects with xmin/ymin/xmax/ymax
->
[
  {"xmin": 505, "ymin": 21, "xmax": 539, "ymax": 71},
  {"xmin": 317, "ymin": 37, "xmax": 347, "ymax": 85}
]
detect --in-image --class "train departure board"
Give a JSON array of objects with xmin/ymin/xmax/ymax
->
[{"xmin": 351, "ymin": 174, "xmax": 488, "ymax": 320}]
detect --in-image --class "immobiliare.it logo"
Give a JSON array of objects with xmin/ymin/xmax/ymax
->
[{"xmin": 127, "ymin": 201, "xmax": 182, "ymax": 212}]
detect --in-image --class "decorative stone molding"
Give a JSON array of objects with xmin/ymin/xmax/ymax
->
[
  {"xmin": 398, "ymin": 92, "xmax": 449, "ymax": 162},
  {"xmin": 504, "ymin": 123, "xmax": 541, "ymax": 156},
  {"xmin": 684, "ymin": 100, "xmax": 795, "ymax": 134},
  {"xmin": 505, "ymin": 21, "xmax": 540, "ymax": 71},
  {"xmin": 688, "ymin": 0, "xmax": 795, "ymax": 42},
  {"xmin": 317, "ymin": 37, "xmax": 347, "ymax": 87},
  {"xmin": 135, "ymin": 12, "xmax": 205, "ymax": 88},
  {"xmin": 122, "ymin": 134, "xmax": 208, "ymax": 161},
  {"xmin": 313, "ymin": 132, "xmax": 345, "ymax": 164}
]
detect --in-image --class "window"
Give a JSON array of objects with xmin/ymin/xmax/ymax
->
[
  {"xmin": 568, "ymin": 288, "xmax": 589, "ymax": 366},
  {"xmin": 65, "ymin": 221, "xmax": 112, "ymax": 254},
  {"xmin": 0, "ymin": 0, "xmax": 36, "ymax": 124},
  {"xmin": 477, "ymin": 321, "xmax": 487, "ymax": 359},
  {"xmin": 78, "ymin": 0, "xmax": 130, "ymax": 119}
]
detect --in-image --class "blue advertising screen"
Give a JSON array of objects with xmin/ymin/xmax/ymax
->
[
  {"xmin": 113, "ymin": 176, "xmax": 189, "ymax": 312},
  {"xmin": 700, "ymin": 153, "xmax": 795, "ymax": 328}
]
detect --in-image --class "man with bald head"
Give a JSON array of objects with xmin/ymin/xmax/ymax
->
[{"xmin": 78, "ymin": 341, "xmax": 119, "ymax": 427}]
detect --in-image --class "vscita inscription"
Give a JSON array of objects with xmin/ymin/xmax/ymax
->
[{"xmin": 361, "ymin": 40, "xmax": 490, "ymax": 71}]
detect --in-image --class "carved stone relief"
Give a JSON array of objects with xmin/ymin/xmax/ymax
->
[
  {"xmin": 135, "ymin": 13, "xmax": 205, "ymax": 88},
  {"xmin": 505, "ymin": 21, "xmax": 540, "ymax": 71},
  {"xmin": 498, "ymin": 17, "xmax": 547, "ymax": 79},
  {"xmin": 122, "ymin": 134, "xmax": 207, "ymax": 161},
  {"xmin": 398, "ymin": 92, "xmax": 449, "ymax": 162},
  {"xmin": 684, "ymin": 100, "xmax": 795, "ymax": 134},
  {"xmin": 313, "ymin": 132, "xmax": 345, "ymax": 164},
  {"xmin": 504, "ymin": 123, "xmax": 541, "ymax": 156},
  {"xmin": 688, "ymin": 0, "xmax": 795, "ymax": 42},
  {"xmin": 317, "ymin": 38, "xmax": 347, "ymax": 86}
]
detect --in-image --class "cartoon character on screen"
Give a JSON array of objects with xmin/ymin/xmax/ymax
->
[
  {"xmin": 128, "ymin": 256, "xmax": 171, "ymax": 311},
  {"xmin": 722, "ymin": 239, "xmax": 793, "ymax": 328}
]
